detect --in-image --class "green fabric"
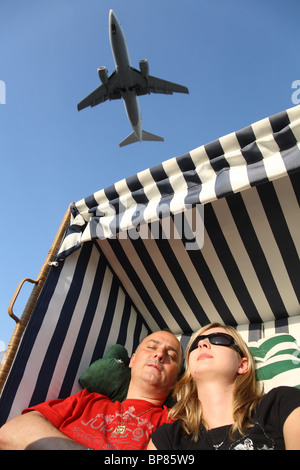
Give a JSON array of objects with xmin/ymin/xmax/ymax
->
[
  {"xmin": 255, "ymin": 360, "xmax": 300, "ymax": 381},
  {"xmin": 79, "ymin": 344, "xmax": 131, "ymax": 402},
  {"xmin": 249, "ymin": 334, "xmax": 300, "ymax": 391},
  {"xmin": 249, "ymin": 334, "xmax": 297, "ymax": 358}
]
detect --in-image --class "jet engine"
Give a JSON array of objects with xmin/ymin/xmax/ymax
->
[
  {"xmin": 98, "ymin": 67, "xmax": 109, "ymax": 84},
  {"xmin": 139, "ymin": 59, "xmax": 149, "ymax": 79}
]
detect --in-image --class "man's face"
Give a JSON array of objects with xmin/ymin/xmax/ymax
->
[{"xmin": 129, "ymin": 331, "xmax": 182, "ymax": 395}]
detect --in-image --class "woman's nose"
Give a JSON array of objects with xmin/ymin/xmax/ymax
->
[{"xmin": 198, "ymin": 338, "xmax": 210, "ymax": 349}]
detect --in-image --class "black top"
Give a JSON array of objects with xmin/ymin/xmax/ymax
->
[{"xmin": 152, "ymin": 386, "xmax": 300, "ymax": 450}]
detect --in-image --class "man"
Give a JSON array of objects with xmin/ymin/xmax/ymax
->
[{"xmin": 0, "ymin": 330, "xmax": 183, "ymax": 450}]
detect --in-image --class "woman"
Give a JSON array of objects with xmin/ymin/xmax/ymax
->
[{"xmin": 147, "ymin": 323, "xmax": 300, "ymax": 450}]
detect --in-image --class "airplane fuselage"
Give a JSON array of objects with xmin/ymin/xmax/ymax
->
[{"xmin": 109, "ymin": 10, "xmax": 141, "ymax": 139}]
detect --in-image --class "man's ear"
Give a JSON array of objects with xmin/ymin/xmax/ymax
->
[
  {"xmin": 237, "ymin": 357, "xmax": 248, "ymax": 375},
  {"xmin": 129, "ymin": 353, "xmax": 135, "ymax": 369}
]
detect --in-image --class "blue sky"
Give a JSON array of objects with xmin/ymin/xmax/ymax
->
[{"xmin": 1, "ymin": 0, "xmax": 299, "ymax": 350}]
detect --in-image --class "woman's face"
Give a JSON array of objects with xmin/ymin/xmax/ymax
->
[{"xmin": 188, "ymin": 327, "xmax": 248, "ymax": 384}]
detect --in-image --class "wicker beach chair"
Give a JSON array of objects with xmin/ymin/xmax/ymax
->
[{"xmin": 1, "ymin": 105, "xmax": 299, "ymax": 425}]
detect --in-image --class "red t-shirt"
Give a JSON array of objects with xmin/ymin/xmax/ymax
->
[{"xmin": 22, "ymin": 389, "xmax": 170, "ymax": 450}]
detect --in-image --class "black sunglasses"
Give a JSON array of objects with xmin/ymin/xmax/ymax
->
[{"xmin": 189, "ymin": 332, "xmax": 243, "ymax": 357}]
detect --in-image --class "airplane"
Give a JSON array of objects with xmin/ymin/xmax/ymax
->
[{"xmin": 77, "ymin": 10, "xmax": 189, "ymax": 147}]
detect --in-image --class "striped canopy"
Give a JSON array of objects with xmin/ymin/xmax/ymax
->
[
  {"xmin": 0, "ymin": 104, "xmax": 299, "ymax": 424},
  {"xmin": 56, "ymin": 104, "xmax": 300, "ymax": 332}
]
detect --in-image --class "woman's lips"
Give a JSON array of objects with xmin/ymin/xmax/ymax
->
[{"xmin": 197, "ymin": 353, "xmax": 213, "ymax": 360}]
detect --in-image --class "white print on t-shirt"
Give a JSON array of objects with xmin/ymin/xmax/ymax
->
[
  {"xmin": 232, "ymin": 438, "xmax": 254, "ymax": 450},
  {"xmin": 232, "ymin": 438, "xmax": 273, "ymax": 450},
  {"xmin": 229, "ymin": 423, "xmax": 275, "ymax": 450},
  {"xmin": 72, "ymin": 406, "xmax": 156, "ymax": 450}
]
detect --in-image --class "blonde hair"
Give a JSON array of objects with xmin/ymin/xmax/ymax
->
[{"xmin": 169, "ymin": 323, "xmax": 264, "ymax": 441}]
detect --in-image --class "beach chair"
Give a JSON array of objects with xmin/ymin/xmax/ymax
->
[{"xmin": 0, "ymin": 104, "xmax": 299, "ymax": 426}]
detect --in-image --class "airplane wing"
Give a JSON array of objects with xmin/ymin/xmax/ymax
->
[
  {"xmin": 146, "ymin": 75, "xmax": 189, "ymax": 95},
  {"xmin": 77, "ymin": 71, "xmax": 121, "ymax": 111},
  {"xmin": 130, "ymin": 68, "xmax": 189, "ymax": 96}
]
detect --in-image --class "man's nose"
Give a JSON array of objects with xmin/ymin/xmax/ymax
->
[{"xmin": 154, "ymin": 350, "xmax": 164, "ymax": 362}]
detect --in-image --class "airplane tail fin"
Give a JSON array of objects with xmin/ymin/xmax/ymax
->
[
  {"xmin": 119, "ymin": 130, "xmax": 164, "ymax": 147},
  {"xmin": 141, "ymin": 130, "xmax": 164, "ymax": 143}
]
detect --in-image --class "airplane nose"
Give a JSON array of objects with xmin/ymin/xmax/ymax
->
[
  {"xmin": 109, "ymin": 9, "xmax": 117, "ymax": 24},
  {"xmin": 109, "ymin": 9, "xmax": 118, "ymax": 35}
]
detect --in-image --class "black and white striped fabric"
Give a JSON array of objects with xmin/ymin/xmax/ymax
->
[
  {"xmin": 57, "ymin": 105, "xmax": 300, "ymax": 259},
  {"xmin": 0, "ymin": 243, "xmax": 151, "ymax": 424},
  {"xmin": 0, "ymin": 105, "xmax": 299, "ymax": 425}
]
